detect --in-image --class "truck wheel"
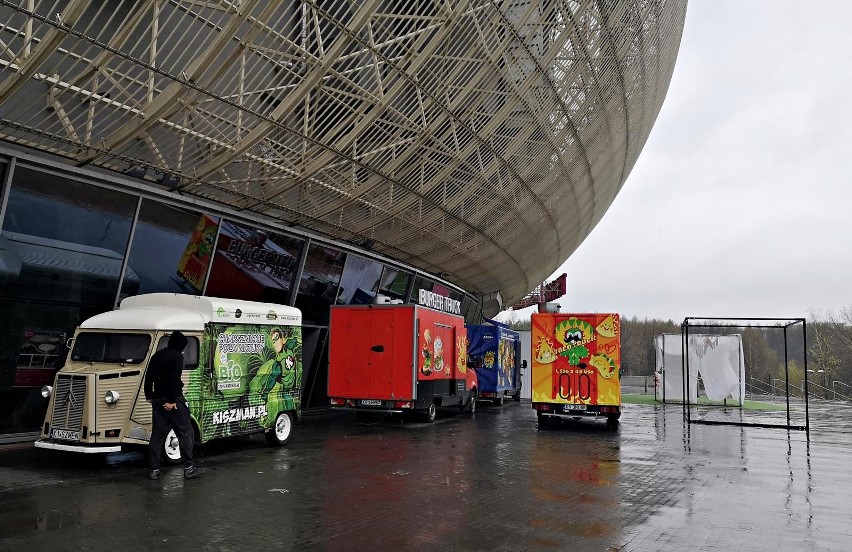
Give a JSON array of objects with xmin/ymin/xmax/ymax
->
[
  {"xmin": 265, "ymin": 412, "xmax": 292, "ymax": 446},
  {"xmin": 423, "ymin": 402, "xmax": 437, "ymax": 423},
  {"xmin": 606, "ymin": 415, "xmax": 619, "ymax": 430},
  {"xmin": 513, "ymin": 392, "xmax": 521, "ymax": 402},
  {"xmin": 164, "ymin": 429, "xmax": 182, "ymax": 464},
  {"xmin": 493, "ymin": 396, "xmax": 504, "ymax": 406},
  {"xmin": 467, "ymin": 392, "xmax": 477, "ymax": 415},
  {"xmin": 536, "ymin": 411, "xmax": 549, "ymax": 428}
]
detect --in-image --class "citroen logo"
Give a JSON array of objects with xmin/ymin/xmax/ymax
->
[{"xmin": 61, "ymin": 389, "xmax": 76, "ymax": 409}]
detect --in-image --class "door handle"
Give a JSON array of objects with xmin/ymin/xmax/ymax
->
[{"xmin": 370, "ymin": 345, "xmax": 385, "ymax": 353}]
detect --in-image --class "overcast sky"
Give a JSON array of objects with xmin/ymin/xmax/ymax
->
[{"xmin": 501, "ymin": 1, "xmax": 852, "ymax": 323}]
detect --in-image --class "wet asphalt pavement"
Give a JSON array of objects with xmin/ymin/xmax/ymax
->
[{"xmin": 0, "ymin": 399, "xmax": 850, "ymax": 551}]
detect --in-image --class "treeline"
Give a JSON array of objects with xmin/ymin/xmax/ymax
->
[{"xmin": 504, "ymin": 311, "xmax": 852, "ymax": 389}]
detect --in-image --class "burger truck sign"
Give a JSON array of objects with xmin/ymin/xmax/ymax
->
[{"xmin": 418, "ymin": 289, "xmax": 461, "ymax": 315}]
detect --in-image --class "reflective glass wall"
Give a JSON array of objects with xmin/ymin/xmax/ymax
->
[
  {"xmin": 294, "ymin": 244, "xmax": 347, "ymax": 326},
  {"xmin": 0, "ymin": 154, "xmax": 480, "ymax": 433},
  {"xmin": 0, "ymin": 164, "xmax": 137, "ymax": 432},
  {"xmin": 123, "ymin": 201, "xmax": 217, "ymax": 299},
  {"xmin": 206, "ymin": 220, "xmax": 303, "ymax": 305}
]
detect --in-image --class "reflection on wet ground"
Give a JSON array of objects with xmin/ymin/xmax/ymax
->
[{"xmin": 1, "ymin": 399, "xmax": 850, "ymax": 551}]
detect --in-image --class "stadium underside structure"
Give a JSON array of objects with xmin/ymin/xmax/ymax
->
[{"xmin": 0, "ymin": 0, "xmax": 686, "ymax": 310}]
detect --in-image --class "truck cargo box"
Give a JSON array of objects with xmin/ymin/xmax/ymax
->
[
  {"xmin": 328, "ymin": 304, "xmax": 476, "ymax": 422},
  {"xmin": 467, "ymin": 324, "xmax": 521, "ymax": 405},
  {"xmin": 530, "ymin": 313, "xmax": 621, "ymax": 427}
]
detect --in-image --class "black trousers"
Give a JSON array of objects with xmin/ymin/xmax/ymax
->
[{"xmin": 147, "ymin": 399, "xmax": 195, "ymax": 469}]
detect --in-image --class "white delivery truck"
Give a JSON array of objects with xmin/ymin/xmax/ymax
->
[{"xmin": 35, "ymin": 293, "xmax": 302, "ymax": 461}]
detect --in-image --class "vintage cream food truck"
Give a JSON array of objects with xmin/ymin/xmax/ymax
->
[{"xmin": 35, "ymin": 293, "xmax": 302, "ymax": 461}]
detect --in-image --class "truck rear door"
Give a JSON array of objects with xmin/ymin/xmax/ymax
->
[{"xmin": 329, "ymin": 307, "xmax": 414, "ymax": 401}]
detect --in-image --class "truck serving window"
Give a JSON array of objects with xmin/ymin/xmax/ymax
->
[
  {"xmin": 155, "ymin": 335, "xmax": 199, "ymax": 370},
  {"xmin": 71, "ymin": 333, "xmax": 152, "ymax": 364}
]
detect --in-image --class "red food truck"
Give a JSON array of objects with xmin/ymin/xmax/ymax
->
[{"xmin": 328, "ymin": 302, "xmax": 477, "ymax": 422}]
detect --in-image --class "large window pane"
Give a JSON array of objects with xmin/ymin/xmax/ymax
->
[
  {"xmin": 295, "ymin": 244, "xmax": 346, "ymax": 325},
  {"xmin": 408, "ymin": 275, "xmax": 435, "ymax": 303},
  {"xmin": 124, "ymin": 201, "xmax": 220, "ymax": 298},
  {"xmin": 3, "ymin": 167, "xmax": 135, "ymax": 252},
  {"xmin": 0, "ymin": 166, "xmax": 136, "ymax": 432},
  {"xmin": 377, "ymin": 267, "xmax": 411, "ymax": 301},
  {"xmin": 205, "ymin": 220, "xmax": 302, "ymax": 304},
  {"xmin": 463, "ymin": 296, "xmax": 482, "ymax": 325},
  {"xmin": 336, "ymin": 255, "xmax": 384, "ymax": 305}
]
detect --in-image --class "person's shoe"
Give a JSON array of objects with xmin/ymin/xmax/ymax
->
[
  {"xmin": 183, "ymin": 466, "xmax": 205, "ymax": 479},
  {"xmin": 148, "ymin": 469, "xmax": 160, "ymax": 480}
]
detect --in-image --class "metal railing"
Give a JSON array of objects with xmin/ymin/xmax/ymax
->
[
  {"xmin": 625, "ymin": 374, "xmax": 852, "ymax": 402},
  {"xmin": 747, "ymin": 377, "xmax": 773, "ymax": 395},
  {"xmin": 802, "ymin": 381, "xmax": 834, "ymax": 400},
  {"xmin": 832, "ymin": 380, "xmax": 852, "ymax": 401},
  {"xmin": 750, "ymin": 376, "xmax": 852, "ymax": 402},
  {"xmin": 620, "ymin": 375, "xmax": 655, "ymax": 395}
]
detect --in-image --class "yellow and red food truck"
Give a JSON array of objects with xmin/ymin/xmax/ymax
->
[{"xmin": 530, "ymin": 312, "xmax": 621, "ymax": 428}]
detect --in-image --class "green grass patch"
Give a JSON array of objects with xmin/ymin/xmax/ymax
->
[{"xmin": 621, "ymin": 394, "xmax": 784, "ymax": 411}]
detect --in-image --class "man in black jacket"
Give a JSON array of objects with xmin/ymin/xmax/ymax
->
[{"xmin": 144, "ymin": 330, "xmax": 203, "ymax": 480}]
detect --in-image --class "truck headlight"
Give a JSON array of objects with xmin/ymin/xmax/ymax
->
[
  {"xmin": 41, "ymin": 385, "xmax": 53, "ymax": 398},
  {"xmin": 104, "ymin": 390, "xmax": 120, "ymax": 404}
]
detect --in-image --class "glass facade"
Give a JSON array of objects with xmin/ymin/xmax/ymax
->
[
  {"xmin": 206, "ymin": 220, "xmax": 303, "ymax": 305},
  {"xmin": 0, "ymin": 165, "xmax": 138, "ymax": 433},
  {"xmin": 378, "ymin": 267, "xmax": 412, "ymax": 301},
  {"xmin": 124, "ymin": 201, "xmax": 218, "ymax": 299},
  {"xmin": 295, "ymin": 244, "xmax": 347, "ymax": 326},
  {"xmin": 336, "ymin": 255, "xmax": 385, "ymax": 305},
  {"xmin": 409, "ymin": 275, "xmax": 436, "ymax": 303},
  {"xmin": 0, "ymin": 156, "xmax": 478, "ymax": 434}
]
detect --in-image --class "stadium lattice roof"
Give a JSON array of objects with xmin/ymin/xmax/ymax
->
[{"xmin": 0, "ymin": 0, "xmax": 686, "ymax": 308}]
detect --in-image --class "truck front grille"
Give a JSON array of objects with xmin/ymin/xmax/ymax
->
[{"xmin": 51, "ymin": 375, "xmax": 86, "ymax": 431}]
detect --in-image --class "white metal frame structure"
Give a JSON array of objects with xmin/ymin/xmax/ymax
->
[{"xmin": 0, "ymin": 0, "xmax": 686, "ymax": 310}]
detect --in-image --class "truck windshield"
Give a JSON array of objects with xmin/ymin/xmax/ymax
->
[{"xmin": 71, "ymin": 333, "xmax": 151, "ymax": 364}]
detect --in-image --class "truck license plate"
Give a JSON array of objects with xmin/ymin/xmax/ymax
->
[
  {"xmin": 50, "ymin": 429, "xmax": 81, "ymax": 441},
  {"xmin": 564, "ymin": 404, "xmax": 587, "ymax": 412},
  {"xmin": 361, "ymin": 399, "xmax": 382, "ymax": 406}
]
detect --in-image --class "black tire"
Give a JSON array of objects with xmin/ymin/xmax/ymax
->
[
  {"xmin": 537, "ymin": 411, "xmax": 549, "ymax": 428},
  {"xmin": 467, "ymin": 392, "xmax": 477, "ymax": 415},
  {"xmin": 513, "ymin": 392, "xmax": 521, "ymax": 402},
  {"xmin": 265, "ymin": 411, "xmax": 293, "ymax": 446},
  {"xmin": 493, "ymin": 396, "xmax": 504, "ymax": 406},
  {"xmin": 606, "ymin": 415, "xmax": 619, "ymax": 430}
]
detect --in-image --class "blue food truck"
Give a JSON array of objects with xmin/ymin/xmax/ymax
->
[{"xmin": 467, "ymin": 322, "xmax": 521, "ymax": 405}]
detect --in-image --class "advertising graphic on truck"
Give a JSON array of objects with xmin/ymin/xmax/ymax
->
[
  {"xmin": 35, "ymin": 294, "xmax": 302, "ymax": 459},
  {"xmin": 467, "ymin": 324, "xmax": 521, "ymax": 405},
  {"xmin": 531, "ymin": 312, "xmax": 621, "ymax": 427},
  {"xmin": 202, "ymin": 322, "xmax": 301, "ymax": 441},
  {"xmin": 328, "ymin": 302, "xmax": 477, "ymax": 423}
]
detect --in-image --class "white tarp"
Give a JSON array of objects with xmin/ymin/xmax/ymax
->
[
  {"xmin": 654, "ymin": 334, "xmax": 697, "ymax": 402},
  {"xmin": 654, "ymin": 334, "xmax": 745, "ymax": 404}
]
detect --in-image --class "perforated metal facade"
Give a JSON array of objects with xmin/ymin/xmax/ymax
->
[{"xmin": 0, "ymin": 0, "xmax": 686, "ymax": 307}]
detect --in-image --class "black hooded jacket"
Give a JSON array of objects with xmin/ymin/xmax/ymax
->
[{"xmin": 144, "ymin": 331, "xmax": 189, "ymax": 404}]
